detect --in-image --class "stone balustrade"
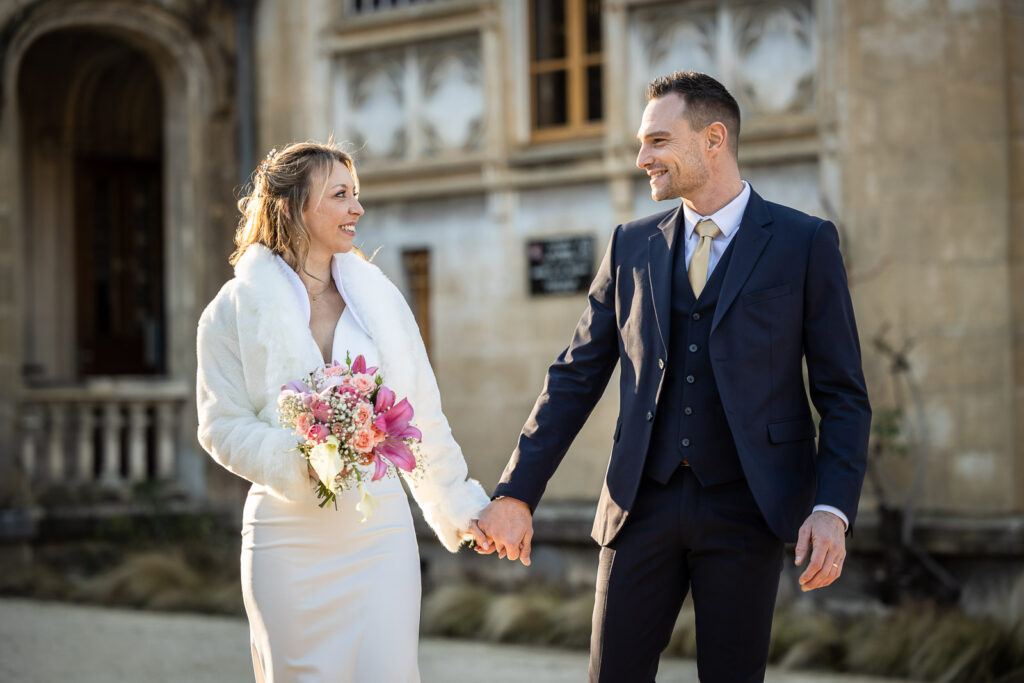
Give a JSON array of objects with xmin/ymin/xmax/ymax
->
[{"xmin": 17, "ymin": 380, "xmax": 189, "ymax": 488}]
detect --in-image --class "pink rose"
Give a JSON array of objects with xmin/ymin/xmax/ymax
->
[
  {"xmin": 351, "ymin": 427, "xmax": 377, "ymax": 453},
  {"xmin": 353, "ymin": 401, "xmax": 374, "ymax": 426},
  {"xmin": 331, "ymin": 423, "xmax": 347, "ymax": 439},
  {"xmin": 310, "ymin": 396, "xmax": 333, "ymax": 423},
  {"xmin": 306, "ymin": 423, "xmax": 329, "ymax": 443},
  {"xmin": 324, "ymin": 363, "xmax": 348, "ymax": 377},
  {"xmin": 294, "ymin": 412, "xmax": 313, "ymax": 436},
  {"xmin": 350, "ymin": 373, "xmax": 376, "ymax": 394}
]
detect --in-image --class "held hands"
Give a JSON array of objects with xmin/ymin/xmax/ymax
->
[
  {"xmin": 475, "ymin": 497, "xmax": 534, "ymax": 566},
  {"xmin": 460, "ymin": 519, "xmax": 491, "ymax": 552},
  {"xmin": 794, "ymin": 509, "xmax": 847, "ymax": 591}
]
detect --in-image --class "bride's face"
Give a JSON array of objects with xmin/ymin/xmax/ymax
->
[{"xmin": 302, "ymin": 161, "xmax": 364, "ymax": 256}]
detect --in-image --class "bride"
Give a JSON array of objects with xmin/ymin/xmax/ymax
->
[{"xmin": 196, "ymin": 141, "xmax": 490, "ymax": 682}]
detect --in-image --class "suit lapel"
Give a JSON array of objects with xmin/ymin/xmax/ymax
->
[
  {"xmin": 711, "ymin": 191, "xmax": 773, "ymax": 333},
  {"xmin": 648, "ymin": 204, "xmax": 681, "ymax": 355}
]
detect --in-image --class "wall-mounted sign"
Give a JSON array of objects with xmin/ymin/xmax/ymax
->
[{"xmin": 527, "ymin": 235, "xmax": 594, "ymax": 296}]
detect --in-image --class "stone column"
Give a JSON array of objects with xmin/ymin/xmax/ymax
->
[{"xmin": 0, "ymin": 22, "xmax": 25, "ymax": 498}]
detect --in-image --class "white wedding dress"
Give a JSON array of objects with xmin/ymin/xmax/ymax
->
[{"xmin": 240, "ymin": 306, "xmax": 422, "ymax": 682}]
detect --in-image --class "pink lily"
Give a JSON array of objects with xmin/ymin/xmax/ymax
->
[
  {"xmin": 351, "ymin": 355, "xmax": 379, "ymax": 376},
  {"xmin": 375, "ymin": 386, "xmax": 395, "ymax": 413},
  {"xmin": 372, "ymin": 454, "xmax": 389, "ymax": 481},
  {"xmin": 369, "ymin": 397, "xmax": 421, "ymax": 478},
  {"xmin": 281, "ymin": 379, "xmax": 312, "ymax": 394},
  {"xmin": 373, "ymin": 441, "xmax": 416, "ymax": 473},
  {"xmin": 373, "ymin": 398, "xmax": 422, "ymax": 441}
]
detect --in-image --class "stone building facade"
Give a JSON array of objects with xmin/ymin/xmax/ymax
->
[{"xmin": 1, "ymin": 0, "xmax": 1021, "ymax": 529}]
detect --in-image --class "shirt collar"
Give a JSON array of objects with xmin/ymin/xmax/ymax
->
[
  {"xmin": 275, "ymin": 253, "xmax": 369, "ymax": 335},
  {"xmin": 682, "ymin": 180, "xmax": 751, "ymax": 240}
]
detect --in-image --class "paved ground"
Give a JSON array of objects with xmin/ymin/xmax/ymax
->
[{"xmin": 0, "ymin": 598, "xmax": 904, "ymax": 682}]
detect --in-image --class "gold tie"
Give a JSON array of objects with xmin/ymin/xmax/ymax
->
[{"xmin": 688, "ymin": 218, "xmax": 721, "ymax": 298}]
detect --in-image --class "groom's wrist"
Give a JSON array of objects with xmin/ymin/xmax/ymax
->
[
  {"xmin": 491, "ymin": 495, "xmax": 532, "ymax": 513},
  {"xmin": 812, "ymin": 504, "xmax": 849, "ymax": 531}
]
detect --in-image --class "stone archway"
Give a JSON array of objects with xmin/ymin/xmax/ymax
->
[
  {"xmin": 19, "ymin": 30, "xmax": 166, "ymax": 381},
  {"xmin": 0, "ymin": 1, "xmax": 239, "ymax": 499}
]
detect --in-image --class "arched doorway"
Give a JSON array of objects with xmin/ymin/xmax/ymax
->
[
  {"xmin": 2, "ymin": 1, "xmax": 239, "ymax": 500},
  {"xmin": 19, "ymin": 30, "xmax": 165, "ymax": 382}
]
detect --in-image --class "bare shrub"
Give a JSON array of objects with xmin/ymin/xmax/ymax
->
[
  {"xmin": 770, "ymin": 608, "xmax": 842, "ymax": 670},
  {"xmin": 546, "ymin": 594, "xmax": 594, "ymax": 649},
  {"xmin": 421, "ymin": 583, "xmax": 491, "ymax": 638},
  {"xmin": 480, "ymin": 593, "xmax": 560, "ymax": 643},
  {"xmin": 75, "ymin": 552, "xmax": 201, "ymax": 610}
]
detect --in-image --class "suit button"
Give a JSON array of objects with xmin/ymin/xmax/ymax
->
[
  {"xmin": 686, "ymin": 375, "xmax": 695, "ymax": 384},
  {"xmin": 689, "ymin": 344, "xmax": 698, "ymax": 352},
  {"xmin": 692, "ymin": 312, "xmax": 700, "ymax": 321},
  {"xmin": 684, "ymin": 406, "xmax": 693, "ymax": 415},
  {"xmin": 646, "ymin": 411, "xmax": 654, "ymax": 421},
  {"xmin": 681, "ymin": 438, "xmax": 691, "ymax": 447},
  {"xmin": 658, "ymin": 358, "xmax": 665, "ymax": 370}
]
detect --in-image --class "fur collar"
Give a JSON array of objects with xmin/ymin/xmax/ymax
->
[{"xmin": 232, "ymin": 244, "xmax": 419, "ymax": 403}]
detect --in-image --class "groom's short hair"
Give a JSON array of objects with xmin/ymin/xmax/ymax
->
[{"xmin": 648, "ymin": 71, "xmax": 741, "ymax": 156}]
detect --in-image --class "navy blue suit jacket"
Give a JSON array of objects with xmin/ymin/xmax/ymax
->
[{"xmin": 494, "ymin": 189, "xmax": 871, "ymax": 545}]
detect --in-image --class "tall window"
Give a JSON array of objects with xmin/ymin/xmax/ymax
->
[
  {"xmin": 530, "ymin": 0, "xmax": 603, "ymax": 141},
  {"xmin": 402, "ymin": 249, "xmax": 432, "ymax": 358}
]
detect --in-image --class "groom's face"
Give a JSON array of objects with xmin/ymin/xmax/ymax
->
[{"xmin": 635, "ymin": 93, "xmax": 710, "ymax": 201}]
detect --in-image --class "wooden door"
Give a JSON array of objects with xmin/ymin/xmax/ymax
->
[{"xmin": 74, "ymin": 157, "xmax": 165, "ymax": 376}]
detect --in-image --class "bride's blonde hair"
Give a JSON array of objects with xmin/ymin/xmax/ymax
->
[{"xmin": 230, "ymin": 140, "xmax": 360, "ymax": 274}]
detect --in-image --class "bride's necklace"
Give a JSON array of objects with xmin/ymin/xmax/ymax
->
[{"xmin": 305, "ymin": 280, "xmax": 333, "ymax": 303}]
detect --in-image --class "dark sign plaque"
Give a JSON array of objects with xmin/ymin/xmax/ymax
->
[{"xmin": 527, "ymin": 236, "xmax": 594, "ymax": 296}]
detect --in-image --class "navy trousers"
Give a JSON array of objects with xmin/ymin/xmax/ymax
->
[{"xmin": 588, "ymin": 466, "xmax": 785, "ymax": 683}]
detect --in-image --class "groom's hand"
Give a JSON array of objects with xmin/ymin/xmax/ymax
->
[
  {"xmin": 794, "ymin": 510, "xmax": 847, "ymax": 591},
  {"xmin": 478, "ymin": 497, "xmax": 533, "ymax": 567},
  {"xmin": 462, "ymin": 520, "xmax": 492, "ymax": 553}
]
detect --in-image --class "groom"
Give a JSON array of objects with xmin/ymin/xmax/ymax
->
[{"xmin": 477, "ymin": 71, "xmax": 871, "ymax": 682}]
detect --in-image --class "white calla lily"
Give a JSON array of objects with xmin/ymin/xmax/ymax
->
[
  {"xmin": 356, "ymin": 481, "xmax": 378, "ymax": 522},
  {"xmin": 308, "ymin": 436, "xmax": 344, "ymax": 486}
]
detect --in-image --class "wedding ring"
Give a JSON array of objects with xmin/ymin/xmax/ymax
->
[{"xmin": 832, "ymin": 563, "xmax": 840, "ymax": 569}]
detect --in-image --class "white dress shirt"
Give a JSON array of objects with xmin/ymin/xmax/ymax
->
[{"xmin": 680, "ymin": 181, "xmax": 848, "ymax": 531}]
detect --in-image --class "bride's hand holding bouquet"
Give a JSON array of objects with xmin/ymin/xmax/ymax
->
[{"xmin": 277, "ymin": 353, "xmax": 422, "ymax": 520}]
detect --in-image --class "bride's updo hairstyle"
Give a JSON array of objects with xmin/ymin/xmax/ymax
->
[{"xmin": 230, "ymin": 140, "xmax": 359, "ymax": 273}]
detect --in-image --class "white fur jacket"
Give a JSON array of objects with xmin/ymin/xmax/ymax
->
[{"xmin": 196, "ymin": 243, "xmax": 490, "ymax": 552}]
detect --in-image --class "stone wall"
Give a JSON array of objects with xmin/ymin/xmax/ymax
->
[
  {"xmin": 0, "ymin": 0, "xmax": 964, "ymax": 518},
  {"xmin": 1009, "ymin": 0, "xmax": 1024, "ymax": 510},
  {"xmin": 246, "ymin": 0, "xmax": 1021, "ymax": 513},
  {"xmin": 835, "ymin": 0, "xmax": 1016, "ymax": 512}
]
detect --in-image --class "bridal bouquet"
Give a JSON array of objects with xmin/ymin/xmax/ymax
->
[{"xmin": 277, "ymin": 353, "xmax": 421, "ymax": 519}]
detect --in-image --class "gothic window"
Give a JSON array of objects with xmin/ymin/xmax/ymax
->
[{"xmin": 530, "ymin": 0, "xmax": 603, "ymax": 141}]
